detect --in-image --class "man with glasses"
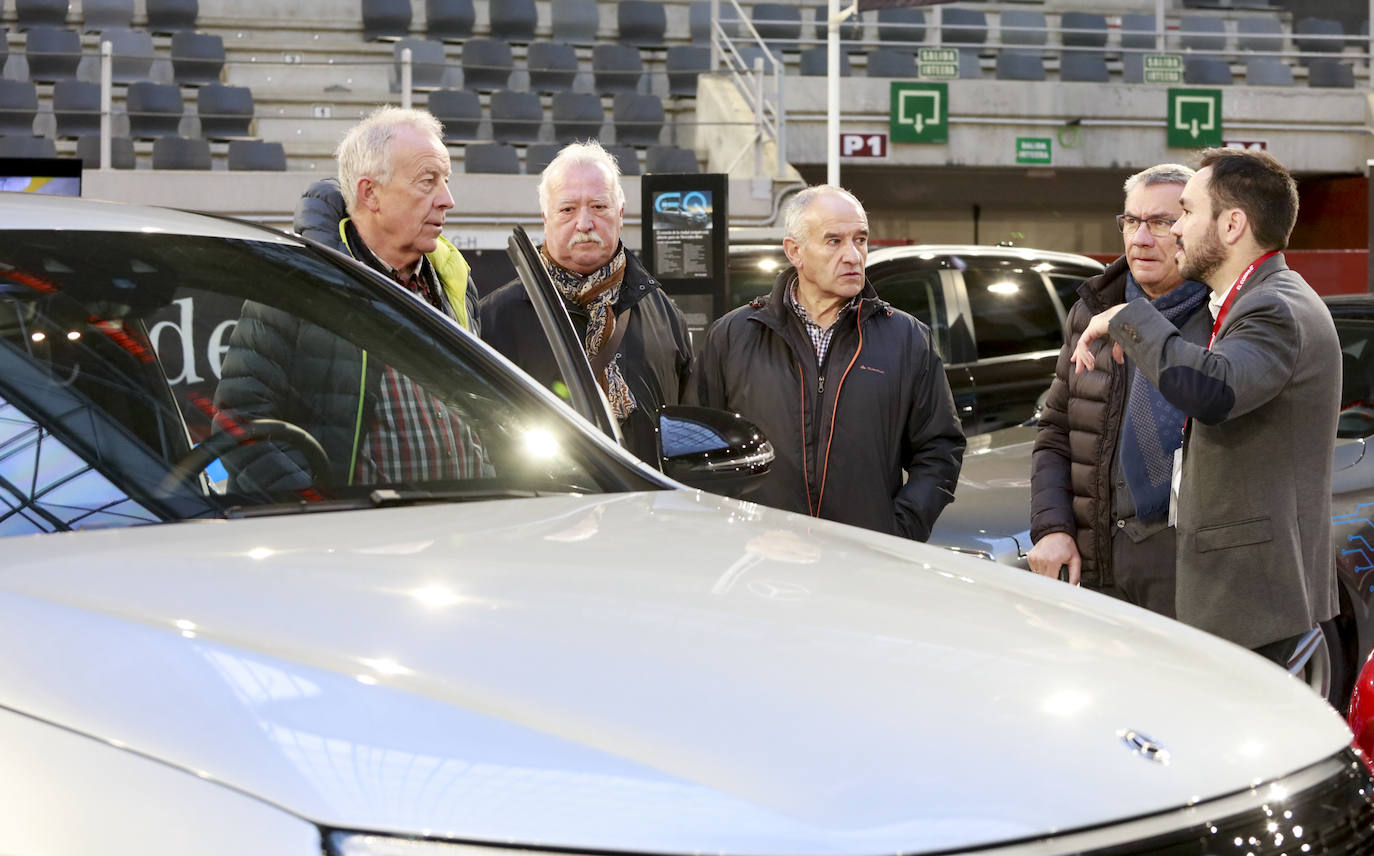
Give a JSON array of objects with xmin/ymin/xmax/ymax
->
[{"xmin": 1027, "ymin": 164, "xmax": 1209, "ymax": 617}]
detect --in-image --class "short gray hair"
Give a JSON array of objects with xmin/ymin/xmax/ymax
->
[
  {"xmin": 782, "ymin": 184, "xmax": 866, "ymax": 245},
  {"xmin": 1123, "ymin": 163, "xmax": 1195, "ymax": 196},
  {"xmin": 335, "ymin": 106, "xmax": 446, "ymax": 213},
  {"xmin": 537, "ymin": 140, "xmax": 625, "ymax": 216}
]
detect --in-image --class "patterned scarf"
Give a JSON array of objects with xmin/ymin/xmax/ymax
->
[
  {"xmin": 1120, "ymin": 275, "xmax": 1210, "ymax": 522},
  {"xmin": 540, "ymin": 242, "xmax": 637, "ymax": 422}
]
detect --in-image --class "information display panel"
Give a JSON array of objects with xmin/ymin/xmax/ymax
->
[{"xmin": 641, "ymin": 173, "xmax": 728, "ymax": 352}]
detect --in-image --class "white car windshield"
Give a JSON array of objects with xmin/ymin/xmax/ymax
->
[{"xmin": 0, "ymin": 229, "xmax": 661, "ymax": 535}]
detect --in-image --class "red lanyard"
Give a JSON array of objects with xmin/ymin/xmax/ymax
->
[{"xmin": 1208, "ymin": 251, "xmax": 1278, "ymax": 347}]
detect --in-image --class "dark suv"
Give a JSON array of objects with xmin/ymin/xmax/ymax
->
[{"xmin": 727, "ymin": 243, "xmax": 1105, "ymax": 435}]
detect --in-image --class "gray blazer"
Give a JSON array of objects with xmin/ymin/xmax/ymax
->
[{"xmin": 1108, "ymin": 254, "xmax": 1341, "ymax": 648}]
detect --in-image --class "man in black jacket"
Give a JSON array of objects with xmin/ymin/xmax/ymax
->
[
  {"xmin": 693, "ymin": 185, "xmax": 964, "ymax": 540},
  {"xmin": 480, "ymin": 140, "xmax": 692, "ymax": 465}
]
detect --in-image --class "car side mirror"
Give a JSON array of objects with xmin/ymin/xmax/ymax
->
[{"xmin": 658, "ymin": 405, "xmax": 773, "ymax": 497}]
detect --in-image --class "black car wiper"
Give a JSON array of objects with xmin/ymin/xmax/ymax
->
[{"xmin": 226, "ymin": 486, "xmax": 574, "ymax": 518}]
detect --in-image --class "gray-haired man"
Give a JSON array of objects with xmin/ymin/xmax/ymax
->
[
  {"xmin": 1028, "ymin": 163, "xmax": 1211, "ymax": 616},
  {"xmin": 694, "ymin": 184, "xmax": 964, "ymax": 540}
]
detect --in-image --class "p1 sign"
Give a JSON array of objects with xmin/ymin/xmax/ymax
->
[{"xmin": 840, "ymin": 132, "xmax": 888, "ymax": 158}]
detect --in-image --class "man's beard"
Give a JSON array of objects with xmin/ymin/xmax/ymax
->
[{"xmin": 1178, "ymin": 220, "xmax": 1225, "ymax": 283}]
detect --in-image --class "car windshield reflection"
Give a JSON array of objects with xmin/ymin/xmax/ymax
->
[{"xmin": 0, "ymin": 231, "xmax": 659, "ymax": 534}]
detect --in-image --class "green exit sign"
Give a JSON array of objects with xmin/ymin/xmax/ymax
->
[
  {"xmin": 890, "ymin": 81, "xmax": 948, "ymax": 144},
  {"xmin": 1168, "ymin": 88, "xmax": 1223, "ymax": 148},
  {"xmin": 1016, "ymin": 137, "xmax": 1052, "ymax": 165}
]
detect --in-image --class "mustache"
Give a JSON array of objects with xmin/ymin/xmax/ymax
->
[{"xmin": 568, "ymin": 230, "xmax": 606, "ymax": 249}]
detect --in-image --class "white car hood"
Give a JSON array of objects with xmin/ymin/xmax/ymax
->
[{"xmin": 0, "ymin": 490, "xmax": 1350, "ymax": 855}]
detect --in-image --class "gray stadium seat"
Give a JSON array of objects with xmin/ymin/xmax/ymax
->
[
  {"xmin": 171, "ymin": 31, "xmax": 225, "ymax": 86},
  {"xmin": 16, "ymin": 0, "xmax": 69, "ymax": 30},
  {"xmin": 82, "ymin": 0, "xmax": 133, "ymax": 32},
  {"xmin": 941, "ymin": 9, "xmax": 986, "ymax": 45},
  {"xmin": 957, "ymin": 47, "xmax": 981, "ymax": 78},
  {"xmin": 525, "ymin": 142, "xmax": 561, "ymax": 175},
  {"xmin": 666, "ymin": 45, "xmax": 710, "ymax": 97},
  {"xmin": 0, "ymin": 81, "xmax": 39, "ymax": 137},
  {"xmin": 552, "ymin": 0, "xmax": 599, "ymax": 46},
  {"xmin": 361, "ymin": 0, "xmax": 411, "ymax": 41},
  {"xmin": 1295, "ymin": 18, "xmax": 1344, "ymax": 61},
  {"xmin": 813, "ymin": 5, "xmax": 863, "ymax": 44},
  {"xmin": 996, "ymin": 50, "xmax": 1044, "ymax": 81},
  {"xmin": 102, "ymin": 27, "xmax": 156, "ymax": 84},
  {"xmin": 228, "ymin": 139, "xmax": 286, "ymax": 171},
  {"xmin": 127, "ymin": 81, "xmax": 185, "ymax": 138},
  {"xmin": 197, "ymin": 83, "xmax": 254, "ymax": 139},
  {"xmin": 876, "ymin": 7, "xmax": 923, "ymax": 44},
  {"xmin": 425, "ymin": 0, "xmax": 474, "ymax": 42},
  {"xmin": 25, "ymin": 27, "xmax": 83, "ymax": 82},
  {"xmin": 52, "ymin": 79, "xmax": 100, "ymax": 138},
  {"xmin": 592, "ymin": 43, "xmax": 644, "ymax": 95},
  {"xmin": 1179, "ymin": 16, "xmax": 1227, "ymax": 53},
  {"xmin": 1120, "ymin": 14, "xmax": 1158, "ymax": 50},
  {"xmin": 1000, "ymin": 11, "xmax": 1046, "ymax": 47},
  {"xmin": 1060, "ymin": 51, "xmax": 1109, "ymax": 82},
  {"xmin": 1309, "ymin": 59, "xmax": 1355, "ymax": 88},
  {"xmin": 460, "ymin": 38, "xmax": 513, "ymax": 91},
  {"xmin": 152, "ymin": 135, "xmax": 211, "ymax": 169},
  {"xmin": 393, "ymin": 38, "xmax": 447, "ymax": 90},
  {"xmin": 0, "ymin": 135, "xmax": 58, "ymax": 157},
  {"xmin": 800, "ymin": 46, "xmax": 849, "ymax": 76},
  {"xmin": 490, "ymin": 0, "xmax": 537, "ymax": 43},
  {"xmin": 145, "ymin": 0, "xmax": 198, "ymax": 34},
  {"xmin": 752, "ymin": 3, "xmax": 802, "ymax": 53},
  {"xmin": 645, "ymin": 145, "xmax": 698, "ymax": 173},
  {"xmin": 551, "ymin": 91, "xmax": 604, "ymax": 143},
  {"xmin": 690, "ymin": 1, "xmax": 739, "ymax": 45},
  {"xmin": 527, "ymin": 41, "xmax": 578, "ymax": 94},
  {"xmin": 731, "ymin": 44, "xmax": 769, "ymax": 74},
  {"xmin": 76, "ymin": 134, "xmax": 136, "ymax": 168},
  {"xmin": 604, "ymin": 144, "xmax": 639, "ymax": 176},
  {"xmin": 490, "ymin": 89, "xmax": 543, "ymax": 143},
  {"xmin": 865, "ymin": 48, "xmax": 916, "ymax": 78},
  {"xmin": 1122, "ymin": 52, "xmax": 1144, "ymax": 83},
  {"xmin": 1183, "ymin": 56, "xmax": 1231, "ymax": 85},
  {"xmin": 1237, "ymin": 17, "xmax": 1284, "ymax": 54},
  {"xmin": 427, "ymin": 88, "xmax": 481, "ymax": 141},
  {"xmin": 619, "ymin": 1, "xmax": 667, "ymax": 48},
  {"xmin": 612, "ymin": 92, "xmax": 663, "ymax": 146},
  {"xmin": 1059, "ymin": 12, "xmax": 1107, "ymax": 48},
  {"xmin": 1245, "ymin": 57, "xmax": 1293, "ymax": 86},
  {"xmin": 464, "ymin": 142, "xmax": 520, "ymax": 174}
]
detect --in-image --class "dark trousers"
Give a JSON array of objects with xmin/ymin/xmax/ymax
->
[
  {"xmin": 1094, "ymin": 524, "xmax": 1178, "ymax": 619},
  {"xmin": 1252, "ymin": 632, "xmax": 1307, "ymax": 668}
]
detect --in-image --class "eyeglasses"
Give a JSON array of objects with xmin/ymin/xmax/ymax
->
[{"xmin": 1116, "ymin": 214, "xmax": 1176, "ymax": 238}]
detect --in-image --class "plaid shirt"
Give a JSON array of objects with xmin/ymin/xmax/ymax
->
[
  {"xmin": 354, "ymin": 369, "xmax": 488, "ymax": 484},
  {"xmin": 346, "ymin": 230, "xmax": 488, "ymax": 483},
  {"xmin": 786, "ymin": 281, "xmax": 859, "ymax": 367}
]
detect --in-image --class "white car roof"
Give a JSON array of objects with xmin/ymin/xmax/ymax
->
[{"xmin": 0, "ymin": 192, "xmax": 297, "ymax": 244}]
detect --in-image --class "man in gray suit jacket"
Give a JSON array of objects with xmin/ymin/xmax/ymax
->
[{"xmin": 1071, "ymin": 147, "xmax": 1341, "ymax": 666}]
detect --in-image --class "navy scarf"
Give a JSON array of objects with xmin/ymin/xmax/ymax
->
[{"xmin": 1120, "ymin": 275, "xmax": 1210, "ymax": 522}]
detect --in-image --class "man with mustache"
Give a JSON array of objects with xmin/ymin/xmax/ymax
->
[
  {"xmin": 480, "ymin": 140, "xmax": 693, "ymax": 464},
  {"xmin": 1072, "ymin": 148, "xmax": 1341, "ymax": 666},
  {"xmin": 1029, "ymin": 164, "xmax": 1210, "ymax": 618}
]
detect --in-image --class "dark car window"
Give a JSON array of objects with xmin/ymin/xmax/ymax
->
[
  {"xmin": 0, "ymin": 230, "xmax": 659, "ymax": 534},
  {"xmin": 726, "ymin": 246, "xmax": 789, "ymax": 310},
  {"xmin": 1336, "ymin": 316, "xmax": 1374, "ymax": 439},
  {"xmin": 868, "ymin": 268, "xmax": 948, "ymax": 360},
  {"xmin": 1048, "ymin": 273, "xmax": 1086, "ymax": 315},
  {"xmin": 961, "ymin": 267, "xmax": 1061, "ymax": 359}
]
